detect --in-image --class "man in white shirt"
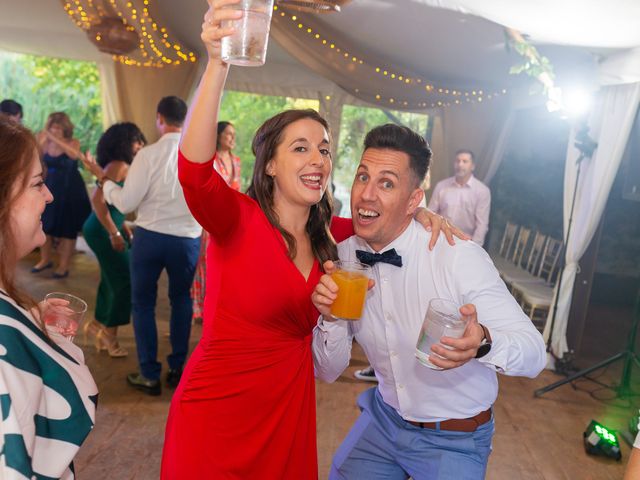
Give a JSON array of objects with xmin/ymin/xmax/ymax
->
[
  {"xmin": 312, "ymin": 125, "xmax": 546, "ymax": 479},
  {"xmin": 428, "ymin": 149, "xmax": 491, "ymax": 246},
  {"xmin": 98, "ymin": 96, "xmax": 202, "ymax": 396}
]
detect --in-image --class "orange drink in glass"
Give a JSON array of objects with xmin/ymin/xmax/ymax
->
[{"xmin": 330, "ymin": 260, "xmax": 371, "ymax": 320}]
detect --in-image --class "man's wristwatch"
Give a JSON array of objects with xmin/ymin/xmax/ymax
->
[{"xmin": 475, "ymin": 324, "xmax": 492, "ymax": 359}]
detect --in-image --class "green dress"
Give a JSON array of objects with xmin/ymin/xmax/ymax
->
[{"xmin": 82, "ymin": 182, "xmax": 131, "ymax": 327}]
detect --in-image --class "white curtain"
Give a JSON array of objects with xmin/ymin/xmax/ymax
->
[
  {"xmin": 318, "ymin": 87, "xmax": 349, "ymax": 158},
  {"xmin": 97, "ymin": 55, "xmax": 122, "ymax": 130},
  {"xmin": 477, "ymin": 108, "xmax": 516, "ymax": 185},
  {"xmin": 544, "ymin": 82, "xmax": 640, "ymax": 356}
]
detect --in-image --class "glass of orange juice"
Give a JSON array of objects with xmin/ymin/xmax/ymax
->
[{"xmin": 330, "ymin": 260, "xmax": 371, "ymax": 320}]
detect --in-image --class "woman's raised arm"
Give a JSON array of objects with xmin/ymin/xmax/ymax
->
[{"xmin": 180, "ymin": 0, "xmax": 242, "ymax": 163}]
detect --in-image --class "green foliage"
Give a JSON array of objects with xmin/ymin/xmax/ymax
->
[
  {"xmin": 0, "ymin": 51, "xmax": 102, "ymax": 157},
  {"xmin": 506, "ymin": 32, "xmax": 555, "ymax": 94},
  {"xmin": 218, "ymin": 90, "xmax": 319, "ymax": 189}
]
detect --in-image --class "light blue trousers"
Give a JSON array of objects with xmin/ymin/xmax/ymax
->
[{"xmin": 330, "ymin": 388, "xmax": 494, "ymax": 480}]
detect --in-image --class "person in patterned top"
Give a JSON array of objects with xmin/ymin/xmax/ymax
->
[{"xmin": 0, "ymin": 117, "xmax": 98, "ymax": 478}]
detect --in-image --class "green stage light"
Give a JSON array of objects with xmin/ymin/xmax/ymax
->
[{"xmin": 583, "ymin": 420, "xmax": 622, "ymax": 461}]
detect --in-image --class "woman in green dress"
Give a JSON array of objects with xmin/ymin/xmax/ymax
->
[{"xmin": 82, "ymin": 123, "xmax": 146, "ymax": 357}]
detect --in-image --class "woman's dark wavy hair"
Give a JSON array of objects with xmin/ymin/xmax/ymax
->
[
  {"xmin": 96, "ymin": 122, "xmax": 147, "ymax": 168},
  {"xmin": 246, "ymin": 109, "xmax": 337, "ymax": 264}
]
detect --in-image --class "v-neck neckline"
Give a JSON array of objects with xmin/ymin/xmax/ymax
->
[{"xmin": 272, "ymin": 227, "xmax": 318, "ymax": 285}]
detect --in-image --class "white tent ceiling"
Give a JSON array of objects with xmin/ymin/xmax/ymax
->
[{"xmin": 0, "ymin": 0, "xmax": 602, "ymax": 99}]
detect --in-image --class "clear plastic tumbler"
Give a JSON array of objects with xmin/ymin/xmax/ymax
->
[
  {"xmin": 415, "ymin": 298, "xmax": 468, "ymax": 370},
  {"xmin": 221, "ymin": 0, "xmax": 275, "ymax": 66},
  {"xmin": 43, "ymin": 292, "xmax": 87, "ymax": 342}
]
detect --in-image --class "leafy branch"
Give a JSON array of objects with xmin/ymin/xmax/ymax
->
[{"xmin": 505, "ymin": 28, "xmax": 555, "ymax": 95}]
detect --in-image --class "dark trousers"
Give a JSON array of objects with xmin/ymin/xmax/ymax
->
[{"xmin": 130, "ymin": 227, "xmax": 200, "ymax": 381}]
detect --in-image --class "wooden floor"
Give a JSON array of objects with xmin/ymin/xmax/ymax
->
[{"xmin": 17, "ymin": 246, "xmax": 638, "ymax": 479}]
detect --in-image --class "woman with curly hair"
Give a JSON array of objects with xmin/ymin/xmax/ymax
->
[{"xmin": 82, "ymin": 122, "xmax": 146, "ymax": 357}]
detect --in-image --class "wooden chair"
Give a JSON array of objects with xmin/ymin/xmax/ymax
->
[
  {"xmin": 512, "ymin": 237, "xmax": 564, "ymax": 331},
  {"xmin": 500, "ymin": 231, "xmax": 547, "ymax": 289},
  {"xmin": 494, "ymin": 226, "xmax": 531, "ymax": 279}
]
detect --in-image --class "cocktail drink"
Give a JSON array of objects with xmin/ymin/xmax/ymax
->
[
  {"xmin": 330, "ymin": 261, "xmax": 371, "ymax": 320},
  {"xmin": 221, "ymin": 0, "xmax": 275, "ymax": 66},
  {"xmin": 43, "ymin": 292, "xmax": 87, "ymax": 342},
  {"xmin": 415, "ymin": 298, "xmax": 467, "ymax": 370}
]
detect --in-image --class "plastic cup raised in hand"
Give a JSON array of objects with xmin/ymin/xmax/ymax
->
[
  {"xmin": 43, "ymin": 292, "xmax": 87, "ymax": 342},
  {"xmin": 221, "ymin": 0, "xmax": 275, "ymax": 67},
  {"xmin": 330, "ymin": 260, "xmax": 371, "ymax": 321},
  {"xmin": 415, "ymin": 298, "xmax": 467, "ymax": 370}
]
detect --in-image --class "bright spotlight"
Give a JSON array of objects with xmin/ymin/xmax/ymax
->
[{"xmin": 563, "ymin": 88, "xmax": 592, "ymax": 116}]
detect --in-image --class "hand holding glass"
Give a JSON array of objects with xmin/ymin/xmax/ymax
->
[
  {"xmin": 43, "ymin": 292, "xmax": 87, "ymax": 342},
  {"xmin": 221, "ymin": 0, "xmax": 275, "ymax": 66},
  {"xmin": 329, "ymin": 260, "xmax": 371, "ymax": 320},
  {"xmin": 415, "ymin": 298, "xmax": 468, "ymax": 370}
]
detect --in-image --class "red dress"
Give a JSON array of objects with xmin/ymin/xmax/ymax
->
[{"xmin": 161, "ymin": 152, "xmax": 353, "ymax": 479}]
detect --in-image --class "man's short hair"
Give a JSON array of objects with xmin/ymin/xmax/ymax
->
[
  {"xmin": 363, "ymin": 124, "xmax": 432, "ymax": 187},
  {"xmin": 0, "ymin": 99, "xmax": 23, "ymax": 118},
  {"xmin": 455, "ymin": 149, "xmax": 475, "ymax": 162},
  {"xmin": 157, "ymin": 96, "xmax": 187, "ymax": 127}
]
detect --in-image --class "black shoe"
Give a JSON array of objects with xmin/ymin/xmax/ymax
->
[
  {"xmin": 166, "ymin": 369, "xmax": 183, "ymax": 389},
  {"xmin": 127, "ymin": 372, "xmax": 161, "ymax": 396}
]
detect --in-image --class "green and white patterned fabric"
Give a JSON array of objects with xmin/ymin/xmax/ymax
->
[{"xmin": 0, "ymin": 291, "xmax": 98, "ymax": 479}]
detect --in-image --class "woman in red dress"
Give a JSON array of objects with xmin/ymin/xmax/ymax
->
[
  {"xmin": 161, "ymin": 3, "xmax": 341, "ymax": 477},
  {"xmin": 162, "ymin": 2, "xmax": 459, "ymax": 478},
  {"xmin": 190, "ymin": 121, "xmax": 241, "ymax": 323}
]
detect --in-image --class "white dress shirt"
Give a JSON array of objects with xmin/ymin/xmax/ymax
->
[
  {"xmin": 428, "ymin": 175, "xmax": 491, "ymax": 246},
  {"xmin": 103, "ymin": 132, "xmax": 202, "ymax": 238},
  {"xmin": 313, "ymin": 220, "xmax": 546, "ymax": 422}
]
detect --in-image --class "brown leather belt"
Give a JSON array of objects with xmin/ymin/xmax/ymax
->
[{"xmin": 405, "ymin": 408, "xmax": 492, "ymax": 433}]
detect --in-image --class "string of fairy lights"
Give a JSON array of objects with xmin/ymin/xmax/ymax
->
[
  {"xmin": 62, "ymin": 0, "xmax": 197, "ymax": 67},
  {"xmin": 61, "ymin": 0, "xmax": 507, "ymax": 108},
  {"xmin": 274, "ymin": 4, "xmax": 508, "ymax": 109}
]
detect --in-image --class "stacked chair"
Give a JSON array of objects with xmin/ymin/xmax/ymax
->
[{"xmin": 492, "ymin": 222, "xmax": 563, "ymax": 332}]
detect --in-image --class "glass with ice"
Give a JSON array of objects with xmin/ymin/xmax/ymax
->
[
  {"xmin": 43, "ymin": 292, "xmax": 87, "ymax": 342},
  {"xmin": 221, "ymin": 0, "xmax": 275, "ymax": 66},
  {"xmin": 415, "ymin": 298, "xmax": 467, "ymax": 370}
]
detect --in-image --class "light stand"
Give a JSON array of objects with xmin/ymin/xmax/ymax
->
[
  {"xmin": 535, "ymin": 288, "xmax": 640, "ymax": 398},
  {"xmin": 534, "ymin": 124, "xmax": 605, "ymax": 397},
  {"xmin": 544, "ymin": 124, "xmax": 598, "ymax": 355}
]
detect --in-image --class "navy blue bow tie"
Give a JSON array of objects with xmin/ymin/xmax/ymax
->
[{"xmin": 355, "ymin": 248, "xmax": 403, "ymax": 268}]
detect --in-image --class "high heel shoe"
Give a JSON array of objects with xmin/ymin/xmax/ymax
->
[
  {"xmin": 95, "ymin": 329, "xmax": 128, "ymax": 358},
  {"xmin": 82, "ymin": 319, "xmax": 102, "ymax": 346}
]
